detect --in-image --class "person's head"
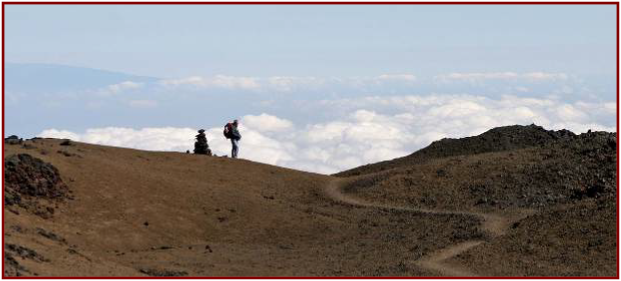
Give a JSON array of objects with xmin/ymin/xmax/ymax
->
[
  {"xmin": 233, "ymin": 120, "xmax": 238, "ymax": 126},
  {"xmin": 198, "ymin": 129, "xmax": 205, "ymax": 133}
]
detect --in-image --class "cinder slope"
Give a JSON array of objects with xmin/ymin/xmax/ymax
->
[
  {"xmin": 334, "ymin": 126, "xmax": 617, "ymax": 276},
  {"xmin": 4, "ymin": 139, "xmax": 335, "ymax": 276},
  {"xmin": 4, "ymin": 124, "xmax": 617, "ymax": 277},
  {"xmin": 4, "ymin": 139, "xmax": 476, "ymax": 277}
]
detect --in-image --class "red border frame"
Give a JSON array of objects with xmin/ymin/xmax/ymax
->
[
  {"xmin": 1, "ymin": 1, "xmax": 619, "ymax": 279},
  {"xmin": 0, "ymin": 1, "xmax": 618, "ymax": 4}
]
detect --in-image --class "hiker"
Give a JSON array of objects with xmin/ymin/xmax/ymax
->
[{"xmin": 224, "ymin": 120, "xmax": 242, "ymax": 158}]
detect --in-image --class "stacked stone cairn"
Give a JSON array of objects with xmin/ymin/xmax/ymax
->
[{"xmin": 194, "ymin": 129, "xmax": 212, "ymax": 156}]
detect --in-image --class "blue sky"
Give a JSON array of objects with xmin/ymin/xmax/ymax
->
[
  {"xmin": 5, "ymin": 4, "xmax": 618, "ymax": 174},
  {"xmin": 6, "ymin": 4, "xmax": 616, "ymax": 77}
]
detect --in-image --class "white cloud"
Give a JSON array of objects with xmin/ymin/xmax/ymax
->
[
  {"xmin": 156, "ymin": 74, "xmax": 418, "ymax": 93},
  {"xmin": 435, "ymin": 72, "xmax": 518, "ymax": 83},
  {"xmin": 515, "ymin": 86, "xmax": 530, "ymax": 92},
  {"xmin": 210, "ymin": 75, "xmax": 260, "ymax": 90},
  {"xmin": 104, "ymin": 81, "xmax": 144, "ymax": 95},
  {"xmin": 266, "ymin": 76, "xmax": 323, "ymax": 92},
  {"xmin": 241, "ymin": 113, "xmax": 293, "ymax": 133},
  {"xmin": 38, "ymin": 129, "xmax": 82, "ymax": 141},
  {"xmin": 38, "ymin": 95, "xmax": 615, "ymax": 175},
  {"xmin": 603, "ymin": 102, "xmax": 617, "ymax": 115},
  {"xmin": 376, "ymin": 74, "xmax": 417, "ymax": 82},
  {"xmin": 555, "ymin": 104, "xmax": 587, "ymax": 122},
  {"xmin": 523, "ymin": 72, "xmax": 568, "ymax": 81},
  {"xmin": 39, "ymin": 127, "xmax": 197, "ymax": 151},
  {"xmin": 159, "ymin": 76, "xmax": 204, "ymax": 86},
  {"xmin": 128, "ymin": 100, "xmax": 158, "ymax": 108},
  {"xmin": 434, "ymin": 72, "xmax": 569, "ymax": 83},
  {"xmin": 159, "ymin": 75, "xmax": 260, "ymax": 90}
]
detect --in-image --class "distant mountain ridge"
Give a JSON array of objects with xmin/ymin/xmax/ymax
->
[{"xmin": 5, "ymin": 63, "xmax": 158, "ymax": 93}]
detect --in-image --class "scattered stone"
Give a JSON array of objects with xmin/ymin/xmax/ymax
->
[
  {"xmin": 4, "ymin": 253, "xmax": 30, "ymax": 276},
  {"xmin": 59, "ymin": 139, "xmax": 72, "ymax": 146},
  {"xmin": 5, "ymin": 243, "xmax": 49, "ymax": 263},
  {"xmin": 36, "ymin": 228, "xmax": 67, "ymax": 244},
  {"xmin": 10, "ymin": 225, "xmax": 23, "ymax": 233},
  {"xmin": 139, "ymin": 268, "xmax": 188, "ymax": 277},
  {"xmin": 143, "ymin": 221, "xmax": 149, "ymax": 227},
  {"xmin": 57, "ymin": 150, "xmax": 75, "ymax": 157},
  {"xmin": 66, "ymin": 248, "xmax": 92, "ymax": 262},
  {"xmin": 436, "ymin": 169, "xmax": 447, "ymax": 177},
  {"xmin": 22, "ymin": 143, "xmax": 36, "ymax": 149}
]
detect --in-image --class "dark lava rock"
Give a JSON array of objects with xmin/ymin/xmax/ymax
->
[
  {"xmin": 139, "ymin": 268, "xmax": 188, "ymax": 276},
  {"xmin": 36, "ymin": 228, "xmax": 67, "ymax": 244},
  {"xmin": 337, "ymin": 124, "xmax": 616, "ymax": 210},
  {"xmin": 415, "ymin": 124, "xmax": 575, "ymax": 159},
  {"xmin": 337, "ymin": 124, "xmax": 588, "ymax": 177},
  {"xmin": 4, "ymin": 253, "xmax": 30, "ymax": 276},
  {"xmin": 5, "ymin": 135, "xmax": 23, "ymax": 145},
  {"xmin": 5, "ymin": 243, "xmax": 49, "ymax": 263},
  {"xmin": 4, "ymin": 154, "xmax": 73, "ymax": 217}
]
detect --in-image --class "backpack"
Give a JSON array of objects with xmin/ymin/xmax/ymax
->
[{"xmin": 223, "ymin": 123, "xmax": 233, "ymax": 139}]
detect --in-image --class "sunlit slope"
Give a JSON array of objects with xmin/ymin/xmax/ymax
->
[{"xmin": 3, "ymin": 139, "xmax": 339, "ymax": 276}]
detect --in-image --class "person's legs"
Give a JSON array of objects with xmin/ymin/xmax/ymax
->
[{"xmin": 231, "ymin": 139, "xmax": 239, "ymax": 158}]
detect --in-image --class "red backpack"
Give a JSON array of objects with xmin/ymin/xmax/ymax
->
[{"xmin": 223, "ymin": 123, "xmax": 233, "ymax": 139}]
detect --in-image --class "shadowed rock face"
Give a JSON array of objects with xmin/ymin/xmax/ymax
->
[
  {"xmin": 4, "ymin": 153, "xmax": 73, "ymax": 217},
  {"xmin": 335, "ymin": 124, "xmax": 605, "ymax": 177},
  {"xmin": 411, "ymin": 124, "xmax": 576, "ymax": 159}
]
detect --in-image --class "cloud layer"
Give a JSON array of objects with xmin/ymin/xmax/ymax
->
[{"xmin": 39, "ymin": 94, "xmax": 616, "ymax": 174}]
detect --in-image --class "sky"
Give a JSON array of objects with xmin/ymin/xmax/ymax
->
[{"xmin": 5, "ymin": 4, "xmax": 618, "ymax": 174}]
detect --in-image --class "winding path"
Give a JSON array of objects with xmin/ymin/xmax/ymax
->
[{"xmin": 325, "ymin": 178, "xmax": 532, "ymax": 276}]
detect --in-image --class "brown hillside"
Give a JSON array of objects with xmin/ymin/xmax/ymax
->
[
  {"xmin": 336, "ymin": 124, "xmax": 577, "ymax": 177},
  {"xmin": 3, "ymin": 125, "xmax": 618, "ymax": 277}
]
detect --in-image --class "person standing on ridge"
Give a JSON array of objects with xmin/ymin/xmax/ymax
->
[{"xmin": 224, "ymin": 120, "xmax": 242, "ymax": 158}]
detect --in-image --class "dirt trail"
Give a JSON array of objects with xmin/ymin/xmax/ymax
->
[{"xmin": 325, "ymin": 178, "xmax": 532, "ymax": 276}]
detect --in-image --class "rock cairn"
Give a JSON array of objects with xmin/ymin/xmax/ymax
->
[{"xmin": 194, "ymin": 129, "xmax": 212, "ymax": 156}]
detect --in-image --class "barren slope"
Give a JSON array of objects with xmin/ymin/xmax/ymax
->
[
  {"xmin": 336, "ymin": 125, "xmax": 617, "ymax": 276},
  {"xmin": 3, "ymin": 124, "xmax": 617, "ymax": 277},
  {"xmin": 3, "ymin": 139, "xmax": 478, "ymax": 277}
]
